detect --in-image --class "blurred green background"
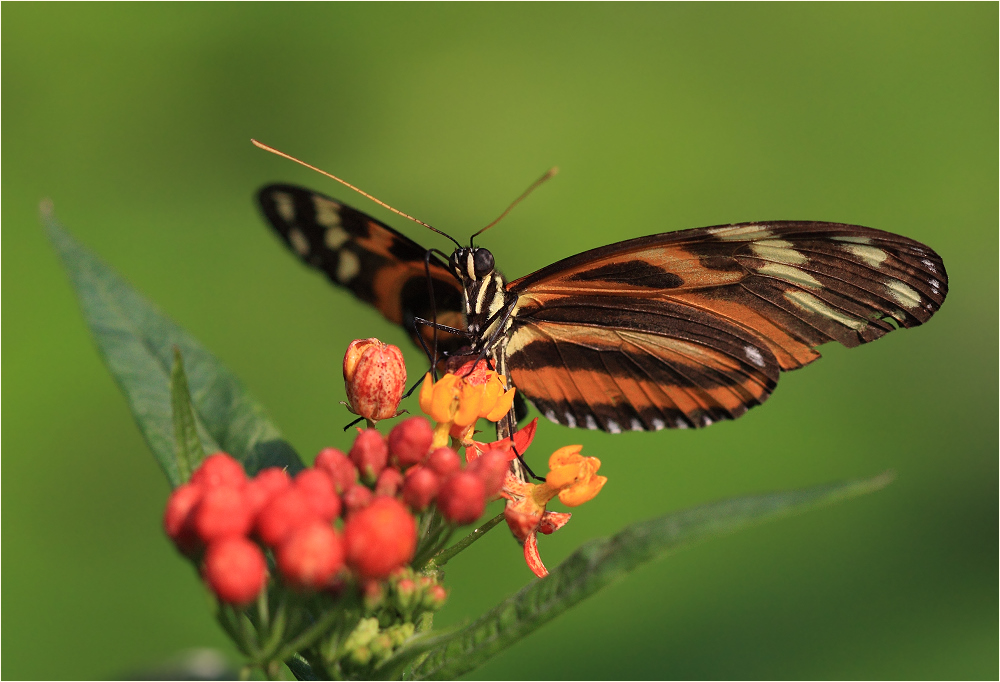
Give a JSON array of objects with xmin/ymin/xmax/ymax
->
[{"xmin": 3, "ymin": 4, "xmax": 996, "ymax": 679}]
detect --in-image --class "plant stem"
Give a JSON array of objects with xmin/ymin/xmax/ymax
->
[
  {"xmin": 428, "ymin": 512, "xmax": 505, "ymax": 568},
  {"xmin": 274, "ymin": 606, "xmax": 343, "ymax": 663}
]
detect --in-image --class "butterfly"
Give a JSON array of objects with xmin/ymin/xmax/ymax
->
[{"xmin": 257, "ymin": 182, "xmax": 947, "ymax": 438}]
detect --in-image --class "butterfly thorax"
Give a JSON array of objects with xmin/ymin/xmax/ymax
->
[{"xmin": 449, "ymin": 247, "xmax": 516, "ymax": 348}]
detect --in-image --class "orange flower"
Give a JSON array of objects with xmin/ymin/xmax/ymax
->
[
  {"xmin": 496, "ymin": 436, "xmax": 607, "ymax": 578},
  {"xmin": 418, "ymin": 361, "xmax": 516, "ymax": 448}
]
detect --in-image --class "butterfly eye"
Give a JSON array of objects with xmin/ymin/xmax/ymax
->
[{"xmin": 473, "ymin": 249, "xmax": 495, "ymax": 278}]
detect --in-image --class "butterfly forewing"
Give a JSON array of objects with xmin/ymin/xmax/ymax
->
[
  {"xmin": 258, "ymin": 184, "xmax": 467, "ymax": 351},
  {"xmin": 505, "ymin": 221, "xmax": 947, "ymax": 432}
]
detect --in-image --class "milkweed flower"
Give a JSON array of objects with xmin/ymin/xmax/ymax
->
[
  {"xmin": 418, "ymin": 360, "xmax": 516, "ymax": 448},
  {"xmin": 502, "ymin": 444, "xmax": 607, "ymax": 578}
]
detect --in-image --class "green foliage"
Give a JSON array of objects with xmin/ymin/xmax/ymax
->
[
  {"xmin": 48, "ymin": 212, "xmax": 895, "ymax": 679},
  {"xmin": 44, "ymin": 207, "xmax": 303, "ymax": 485},
  {"xmin": 170, "ymin": 348, "xmax": 206, "ymax": 482},
  {"xmin": 380, "ymin": 472, "xmax": 893, "ymax": 680}
]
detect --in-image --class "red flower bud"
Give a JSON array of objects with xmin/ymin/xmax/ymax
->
[
  {"xmin": 255, "ymin": 488, "xmax": 319, "ymax": 547},
  {"xmin": 394, "ymin": 577, "xmax": 418, "ymax": 612},
  {"xmin": 425, "ymin": 447, "xmax": 461, "ymax": 478},
  {"xmin": 314, "ymin": 447, "xmax": 357, "ymax": 494},
  {"xmin": 190, "ymin": 452, "xmax": 246, "ymax": 489},
  {"xmin": 344, "ymin": 497, "xmax": 417, "ymax": 580},
  {"xmin": 294, "ymin": 469, "xmax": 341, "ymax": 521},
  {"xmin": 401, "ymin": 466, "xmax": 440, "ymax": 512},
  {"xmin": 276, "ymin": 521, "xmax": 345, "ymax": 590},
  {"xmin": 342, "ymin": 483, "xmax": 374, "ymax": 515},
  {"xmin": 193, "ymin": 485, "xmax": 254, "ymax": 543},
  {"xmin": 245, "ymin": 467, "xmax": 292, "ymax": 517},
  {"xmin": 164, "ymin": 483, "xmax": 203, "ymax": 555},
  {"xmin": 388, "ymin": 417, "xmax": 433, "ymax": 468},
  {"xmin": 202, "ymin": 537, "xmax": 267, "ymax": 605},
  {"xmin": 350, "ymin": 429, "xmax": 389, "ymax": 484},
  {"xmin": 423, "ymin": 583, "xmax": 448, "ymax": 611},
  {"xmin": 343, "ymin": 338, "xmax": 406, "ymax": 423},
  {"xmin": 375, "ymin": 467, "xmax": 404, "ymax": 497},
  {"xmin": 466, "ymin": 450, "xmax": 510, "ymax": 498},
  {"xmin": 436, "ymin": 472, "xmax": 486, "ymax": 525}
]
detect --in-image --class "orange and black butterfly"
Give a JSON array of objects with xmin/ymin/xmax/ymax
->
[{"xmin": 257, "ymin": 182, "xmax": 947, "ymax": 437}]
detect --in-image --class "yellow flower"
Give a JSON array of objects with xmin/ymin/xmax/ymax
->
[
  {"xmin": 544, "ymin": 445, "xmax": 607, "ymax": 507},
  {"xmin": 418, "ymin": 361, "xmax": 516, "ymax": 447},
  {"xmin": 499, "ymin": 441, "xmax": 607, "ymax": 578}
]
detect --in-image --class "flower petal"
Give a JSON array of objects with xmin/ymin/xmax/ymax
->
[
  {"xmin": 522, "ymin": 531, "xmax": 548, "ymax": 578},
  {"xmin": 548, "ymin": 444, "xmax": 584, "ymax": 469},
  {"xmin": 538, "ymin": 511, "xmax": 572, "ymax": 535},
  {"xmin": 485, "ymin": 386, "xmax": 517, "ymax": 422},
  {"xmin": 558, "ymin": 475, "xmax": 607, "ymax": 507}
]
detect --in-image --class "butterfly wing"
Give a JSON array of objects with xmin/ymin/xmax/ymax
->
[
  {"xmin": 505, "ymin": 221, "xmax": 947, "ymax": 432},
  {"xmin": 257, "ymin": 184, "xmax": 466, "ymax": 351}
]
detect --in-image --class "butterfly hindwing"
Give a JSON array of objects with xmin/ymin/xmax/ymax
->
[
  {"xmin": 257, "ymin": 184, "xmax": 466, "ymax": 351},
  {"xmin": 506, "ymin": 221, "xmax": 946, "ymax": 431}
]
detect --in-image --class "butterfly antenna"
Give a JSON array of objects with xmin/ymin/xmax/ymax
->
[
  {"xmin": 252, "ymin": 139, "xmax": 461, "ymax": 248},
  {"xmin": 470, "ymin": 166, "xmax": 558, "ymax": 244}
]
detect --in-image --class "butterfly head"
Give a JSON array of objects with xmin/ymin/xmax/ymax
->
[{"xmin": 450, "ymin": 247, "xmax": 495, "ymax": 283}]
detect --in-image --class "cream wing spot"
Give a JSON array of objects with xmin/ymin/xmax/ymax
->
[
  {"xmin": 312, "ymin": 196, "xmax": 342, "ymax": 228},
  {"xmin": 544, "ymin": 409, "xmax": 558, "ymax": 423},
  {"xmin": 606, "ymin": 419, "xmax": 622, "ymax": 434},
  {"xmin": 651, "ymin": 418, "xmax": 666, "ymax": 431},
  {"xmin": 757, "ymin": 262, "xmax": 821, "ymax": 288},
  {"xmin": 843, "ymin": 244, "xmax": 889, "ymax": 268},
  {"xmin": 584, "ymin": 414, "xmax": 598, "ymax": 430},
  {"xmin": 886, "ymin": 280, "xmax": 921, "ymax": 309},
  {"xmin": 831, "ymin": 235, "xmax": 873, "ymax": 245},
  {"xmin": 630, "ymin": 418, "xmax": 643, "ymax": 431},
  {"xmin": 288, "ymin": 228, "xmax": 310, "ymax": 256},
  {"xmin": 325, "ymin": 226, "xmax": 350, "ymax": 250},
  {"xmin": 273, "ymin": 192, "xmax": 296, "ymax": 222},
  {"xmin": 751, "ymin": 240, "xmax": 808, "ymax": 265},
  {"xmin": 564, "ymin": 412, "xmax": 577, "ymax": 428},
  {"xmin": 336, "ymin": 250, "xmax": 361, "ymax": 283},
  {"xmin": 784, "ymin": 290, "xmax": 866, "ymax": 331},
  {"xmin": 708, "ymin": 224, "xmax": 774, "ymax": 241}
]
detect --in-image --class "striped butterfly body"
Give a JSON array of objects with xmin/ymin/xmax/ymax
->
[{"xmin": 258, "ymin": 184, "xmax": 947, "ymax": 440}]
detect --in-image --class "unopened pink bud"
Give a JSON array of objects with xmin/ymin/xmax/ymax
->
[
  {"xmin": 350, "ymin": 429, "xmax": 389, "ymax": 483},
  {"xmin": 388, "ymin": 417, "xmax": 433, "ymax": 468},
  {"xmin": 314, "ymin": 447, "xmax": 357, "ymax": 494}
]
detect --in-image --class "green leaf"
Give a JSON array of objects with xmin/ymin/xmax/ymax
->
[
  {"xmin": 170, "ymin": 347, "xmax": 208, "ymax": 482},
  {"xmin": 386, "ymin": 471, "xmax": 894, "ymax": 680},
  {"xmin": 44, "ymin": 204, "xmax": 303, "ymax": 486}
]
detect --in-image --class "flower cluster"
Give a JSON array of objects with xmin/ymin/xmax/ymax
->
[
  {"xmin": 161, "ymin": 337, "xmax": 609, "ymax": 676},
  {"xmin": 416, "ymin": 358, "xmax": 608, "ymax": 578},
  {"xmin": 165, "ymin": 419, "xmax": 510, "ymax": 606}
]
